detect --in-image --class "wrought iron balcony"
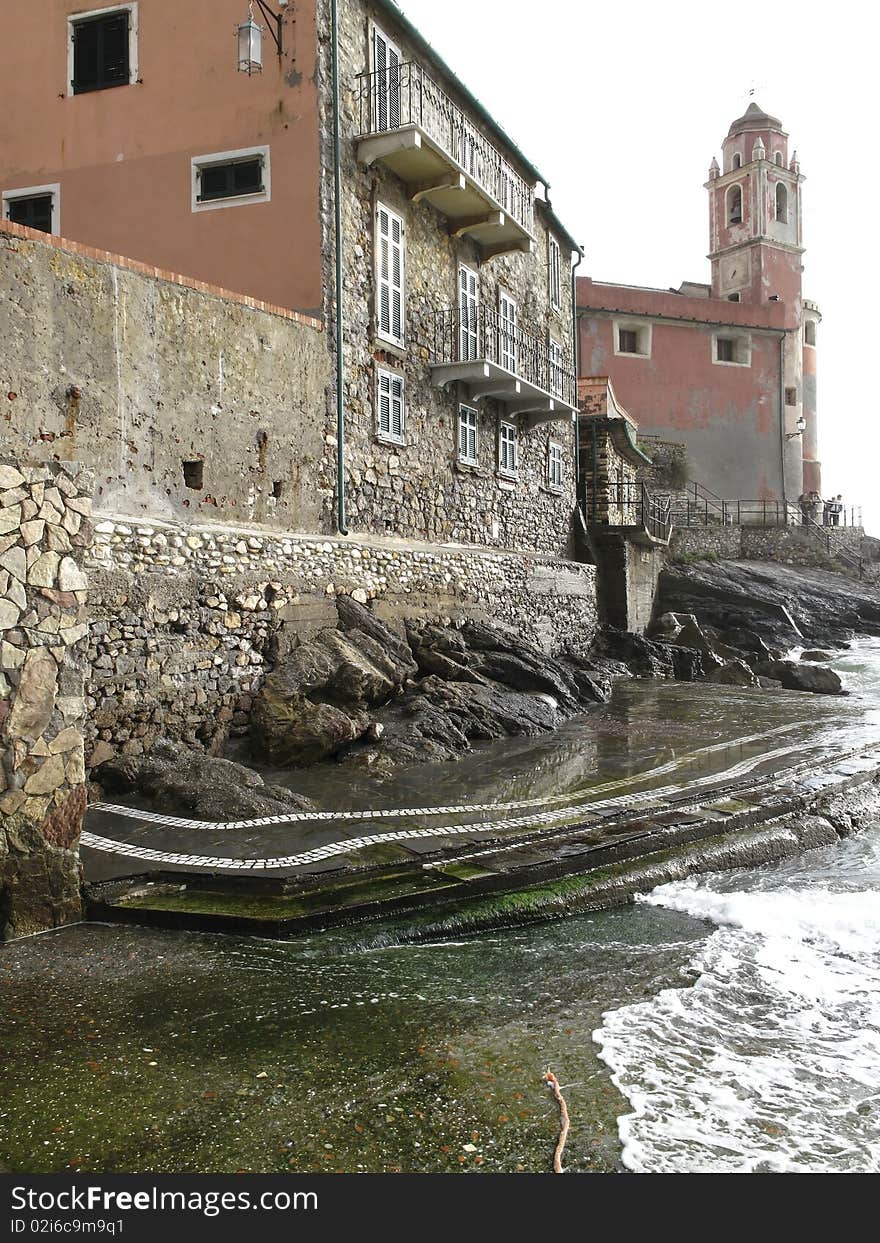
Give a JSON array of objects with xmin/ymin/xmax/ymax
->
[
  {"xmin": 431, "ymin": 308, "xmax": 577, "ymax": 421},
  {"xmin": 355, "ymin": 62, "xmax": 535, "ymax": 258}
]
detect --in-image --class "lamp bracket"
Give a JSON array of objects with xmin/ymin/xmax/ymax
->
[{"xmin": 254, "ymin": 0, "xmax": 284, "ymax": 57}]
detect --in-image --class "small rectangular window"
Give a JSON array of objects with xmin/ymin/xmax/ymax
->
[
  {"xmin": 71, "ymin": 9, "xmax": 131, "ymax": 94},
  {"xmin": 785, "ymin": 387, "xmax": 797, "ymax": 406},
  {"xmin": 376, "ymin": 203, "xmax": 405, "ymax": 346},
  {"xmin": 498, "ymin": 420, "xmax": 518, "ymax": 477},
  {"xmin": 376, "ymin": 368, "xmax": 405, "ymax": 444},
  {"xmin": 805, "ymin": 321, "xmax": 817, "ymax": 346},
  {"xmin": 714, "ymin": 333, "xmax": 751, "ymax": 366},
  {"xmin": 614, "ymin": 320, "xmax": 651, "ymax": 358},
  {"xmin": 548, "ymin": 442, "xmax": 563, "ymax": 490},
  {"xmin": 192, "ymin": 147, "xmax": 270, "ymax": 212},
  {"xmin": 548, "ymin": 236, "xmax": 562, "ymax": 310},
  {"xmin": 3, "ymin": 188, "xmax": 58, "ymax": 235},
  {"xmin": 198, "ymin": 159, "xmax": 263, "ymax": 202},
  {"xmin": 458, "ymin": 405, "xmax": 479, "ymax": 466},
  {"xmin": 618, "ymin": 329, "xmax": 638, "ymax": 353}
]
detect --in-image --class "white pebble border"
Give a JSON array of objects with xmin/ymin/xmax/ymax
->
[{"xmin": 79, "ymin": 731, "xmax": 875, "ymax": 873}]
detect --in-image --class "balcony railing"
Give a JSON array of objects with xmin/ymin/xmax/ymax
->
[
  {"xmin": 356, "ymin": 62, "xmax": 534, "ymax": 237},
  {"xmin": 432, "ymin": 307, "xmax": 577, "ymax": 413}
]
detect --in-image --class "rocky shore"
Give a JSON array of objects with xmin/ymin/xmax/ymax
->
[{"xmin": 94, "ymin": 558, "xmax": 880, "ymax": 818}]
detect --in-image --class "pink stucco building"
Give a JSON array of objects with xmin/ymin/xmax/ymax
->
[{"xmin": 577, "ymin": 103, "xmax": 821, "ymax": 503}]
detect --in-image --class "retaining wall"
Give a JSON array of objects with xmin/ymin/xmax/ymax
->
[
  {"xmin": 672, "ymin": 523, "xmax": 866, "ymax": 571},
  {"xmin": 83, "ymin": 515, "xmax": 599, "ymax": 763}
]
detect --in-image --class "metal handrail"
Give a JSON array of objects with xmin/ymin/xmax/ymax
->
[
  {"xmin": 603, "ymin": 481, "xmax": 672, "ymax": 543},
  {"xmin": 433, "ymin": 307, "xmax": 577, "ymax": 406},
  {"xmin": 356, "ymin": 61, "xmax": 534, "ymax": 233}
]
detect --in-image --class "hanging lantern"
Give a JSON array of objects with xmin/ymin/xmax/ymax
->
[{"xmin": 237, "ymin": 6, "xmax": 263, "ymax": 75}]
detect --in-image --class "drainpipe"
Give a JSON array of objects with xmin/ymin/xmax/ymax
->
[
  {"xmin": 571, "ymin": 246, "xmax": 584, "ymax": 515},
  {"xmin": 331, "ymin": 0, "xmax": 347, "ymax": 535}
]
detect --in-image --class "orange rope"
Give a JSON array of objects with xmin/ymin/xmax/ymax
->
[{"xmin": 545, "ymin": 1069, "xmax": 570, "ymax": 1173}]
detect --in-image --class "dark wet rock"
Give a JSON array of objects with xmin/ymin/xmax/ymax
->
[
  {"xmin": 250, "ymin": 601, "xmax": 626, "ymax": 775},
  {"xmin": 658, "ymin": 559, "xmax": 880, "ymax": 649},
  {"xmin": 757, "ymin": 676, "xmax": 783, "ymax": 689},
  {"xmin": 98, "ymin": 740, "xmax": 315, "ymax": 821},
  {"xmin": 754, "ymin": 659, "xmax": 844, "ymax": 695},
  {"xmin": 598, "ymin": 628, "xmax": 675, "ymax": 678},
  {"xmin": 251, "ymin": 600, "xmax": 417, "ymax": 766},
  {"xmin": 707, "ymin": 660, "xmax": 758, "ymax": 687},
  {"xmin": 341, "ymin": 675, "xmax": 565, "ymax": 773},
  {"xmin": 800, "ymin": 649, "xmax": 832, "ymax": 662},
  {"xmin": 251, "ymin": 693, "xmax": 369, "ymax": 766},
  {"xmin": 719, "ymin": 627, "xmax": 779, "ymax": 660}
]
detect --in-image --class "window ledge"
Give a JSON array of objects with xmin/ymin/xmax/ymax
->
[
  {"xmin": 496, "ymin": 472, "xmax": 518, "ymax": 489},
  {"xmin": 541, "ymin": 485, "xmax": 565, "ymax": 496},
  {"xmin": 375, "ymin": 433, "xmax": 406, "ymax": 448},
  {"xmin": 373, "ymin": 338, "xmax": 407, "ymax": 361},
  {"xmin": 455, "ymin": 459, "xmax": 485, "ymax": 475}
]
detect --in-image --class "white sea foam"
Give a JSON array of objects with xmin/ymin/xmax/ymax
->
[{"xmin": 594, "ymin": 870, "xmax": 880, "ymax": 1173}]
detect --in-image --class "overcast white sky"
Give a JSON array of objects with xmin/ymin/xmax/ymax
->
[{"xmin": 397, "ymin": 0, "xmax": 878, "ymax": 531}]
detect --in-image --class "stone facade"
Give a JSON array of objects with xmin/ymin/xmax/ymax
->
[
  {"xmin": 0, "ymin": 222, "xmax": 330, "ymax": 533},
  {"xmin": 316, "ymin": 0, "xmax": 579, "ymax": 554},
  {"xmin": 83, "ymin": 515, "xmax": 598, "ymax": 763},
  {"xmin": 577, "ymin": 377, "xmax": 646, "ymax": 527},
  {"xmin": 0, "ymin": 458, "xmax": 92, "ymax": 938}
]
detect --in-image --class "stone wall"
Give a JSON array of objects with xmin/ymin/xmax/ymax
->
[
  {"xmin": 671, "ymin": 526, "xmax": 746, "ymax": 561},
  {"xmin": 0, "ymin": 221, "xmax": 331, "ymax": 532},
  {"xmin": 315, "ymin": 0, "xmax": 578, "ymax": 556},
  {"xmin": 83, "ymin": 515, "xmax": 598, "ymax": 764},
  {"xmin": 671, "ymin": 523, "xmax": 866, "ymax": 573},
  {"xmin": 0, "ymin": 458, "xmax": 92, "ymax": 938}
]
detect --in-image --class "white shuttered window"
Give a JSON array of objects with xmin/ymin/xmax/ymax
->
[
  {"xmin": 548, "ymin": 442, "xmax": 563, "ymax": 489},
  {"xmin": 376, "ymin": 368, "xmax": 405, "ymax": 443},
  {"xmin": 498, "ymin": 291, "xmax": 518, "ymax": 373},
  {"xmin": 458, "ymin": 405, "xmax": 479, "ymax": 465},
  {"xmin": 498, "ymin": 420, "xmax": 518, "ymax": 477},
  {"xmin": 459, "ymin": 264, "xmax": 479, "ymax": 361},
  {"xmin": 376, "ymin": 203, "xmax": 405, "ymax": 346},
  {"xmin": 371, "ymin": 27, "xmax": 402, "ymax": 131}
]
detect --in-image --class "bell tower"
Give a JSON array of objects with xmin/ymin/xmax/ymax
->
[
  {"xmin": 705, "ymin": 104, "xmax": 820, "ymax": 498},
  {"xmin": 706, "ymin": 103, "xmax": 804, "ymax": 313}
]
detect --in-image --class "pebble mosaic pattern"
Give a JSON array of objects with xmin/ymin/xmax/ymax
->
[
  {"xmin": 81, "ymin": 729, "xmax": 880, "ymax": 874},
  {"xmin": 88, "ymin": 719, "xmax": 814, "ymax": 832}
]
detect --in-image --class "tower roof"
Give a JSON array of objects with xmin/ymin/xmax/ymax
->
[{"xmin": 727, "ymin": 101, "xmax": 784, "ymax": 136}]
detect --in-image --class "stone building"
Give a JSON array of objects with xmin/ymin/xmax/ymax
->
[
  {"xmin": 577, "ymin": 103, "xmax": 820, "ymax": 504},
  {"xmin": 0, "ymin": 0, "xmax": 581, "ymax": 556},
  {"xmin": 576, "ymin": 378, "xmax": 667, "ymax": 634},
  {"xmin": 577, "ymin": 377, "xmax": 651, "ymax": 528}
]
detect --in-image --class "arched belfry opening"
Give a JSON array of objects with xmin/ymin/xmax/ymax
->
[
  {"xmin": 727, "ymin": 184, "xmax": 743, "ymax": 225},
  {"xmin": 775, "ymin": 181, "xmax": 788, "ymax": 223}
]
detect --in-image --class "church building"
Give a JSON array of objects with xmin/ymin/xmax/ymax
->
[{"xmin": 577, "ymin": 103, "xmax": 820, "ymax": 503}]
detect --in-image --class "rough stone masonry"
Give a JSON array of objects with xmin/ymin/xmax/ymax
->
[{"xmin": 0, "ymin": 458, "xmax": 93, "ymax": 938}]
